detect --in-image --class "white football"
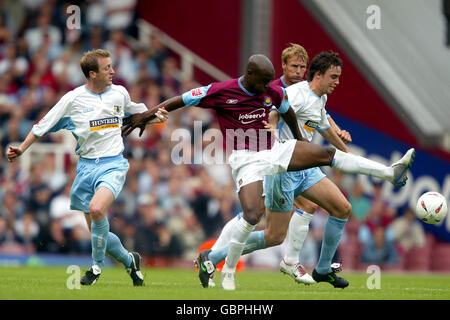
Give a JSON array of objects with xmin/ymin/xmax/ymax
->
[{"xmin": 416, "ymin": 192, "xmax": 448, "ymax": 224}]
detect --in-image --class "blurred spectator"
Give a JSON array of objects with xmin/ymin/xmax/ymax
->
[
  {"xmin": 103, "ymin": 0, "xmax": 137, "ymax": 33},
  {"xmin": 348, "ymin": 181, "xmax": 371, "ymax": 223},
  {"xmin": 49, "ymin": 183, "xmax": 90, "ymax": 253},
  {"xmin": 360, "ymin": 225, "xmax": 399, "ymax": 266},
  {"xmin": 0, "ymin": 43, "xmax": 29, "ymax": 81},
  {"xmin": 86, "ymin": 0, "xmax": 107, "ymax": 28},
  {"xmin": 392, "ymin": 207, "xmax": 426, "ymax": 252},
  {"xmin": 24, "ymin": 11, "xmax": 62, "ymax": 59},
  {"xmin": 0, "ymin": 0, "xmax": 25, "ymax": 39},
  {"xmin": 189, "ymin": 168, "xmax": 226, "ymax": 239},
  {"xmin": 14, "ymin": 211, "xmax": 39, "ymax": 252}
]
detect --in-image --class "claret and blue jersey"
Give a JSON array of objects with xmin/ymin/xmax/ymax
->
[{"xmin": 181, "ymin": 77, "xmax": 290, "ymax": 151}]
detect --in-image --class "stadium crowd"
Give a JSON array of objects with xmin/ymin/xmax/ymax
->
[{"xmin": 0, "ymin": 0, "xmax": 440, "ymax": 271}]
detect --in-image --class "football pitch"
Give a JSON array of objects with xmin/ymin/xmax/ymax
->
[{"xmin": 1, "ymin": 266, "xmax": 450, "ymax": 300}]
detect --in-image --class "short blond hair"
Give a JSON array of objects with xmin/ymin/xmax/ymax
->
[
  {"xmin": 281, "ymin": 43, "xmax": 309, "ymax": 66},
  {"xmin": 80, "ymin": 49, "xmax": 111, "ymax": 79}
]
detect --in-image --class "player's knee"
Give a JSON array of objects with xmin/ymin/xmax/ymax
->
[
  {"xmin": 89, "ymin": 203, "xmax": 105, "ymax": 221},
  {"xmin": 322, "ymin": 146, "xmax": 336, "ymax": 164},
  {"xmin": 242, "ymin": 209, "xmax": 261, "ymax": 226},
  {"xmin": 336, "ymin": 201, "xmax": 352, "ymax": 219}
]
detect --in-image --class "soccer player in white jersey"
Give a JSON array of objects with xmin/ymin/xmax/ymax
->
[
  {"xmin": 195, "ymin": 51, "xmax": 415, "ymax": 290},
  {"xmin": 7, "ymin": 49, "xmax": 168, "ymax": 286}
]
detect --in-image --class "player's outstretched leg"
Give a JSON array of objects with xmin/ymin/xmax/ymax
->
[{"xmin": 331, "ymin": 148, "xmax": 416, "ymax": 187}]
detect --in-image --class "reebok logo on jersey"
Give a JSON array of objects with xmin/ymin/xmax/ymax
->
[{"xmin": 89, "ymin": 117, "xmax": 119, "ymax": 131}]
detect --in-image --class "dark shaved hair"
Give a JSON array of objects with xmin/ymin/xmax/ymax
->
[{"xmin": 246, "ymin": 54, "xmax": 275, "ymax": 77}]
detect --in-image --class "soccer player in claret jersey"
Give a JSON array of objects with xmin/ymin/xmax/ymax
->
[
  {"xmin": 7, "ymin": 49, "xmax": 168, "ymax": 286},
  {"xmin": 122, "ymin": 54, "xmax": 415, "ymax": 291},
  {"xmin": 207, "ymin": 45, "xmax": 355, "ymax": 287}
]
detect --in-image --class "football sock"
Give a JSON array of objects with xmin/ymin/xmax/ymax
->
[
  {"xmin": 107, "ymin": 232, "xmax": 132, "ymax": 268},
  {"xmin": 91, "ymin": 217, "xmax": 110, "ymax": 267},
  {"xmin": 223, "ymin": 218, "xmax": 255, "ymax": 271},
  {"xmin": 316, "ymin": 215, "xmax": 347, "ymax": 274},
  {"xmin": 209, "ymin": 230, "xmax": 266, "ymax": 266},
  {"xmin": 283, "ymin": 209, "xmax": 313, "ymax": 265},
  {"xmin": 332, "ymin": 149, "xmax": 393, "ymax": 180},
  {"xmin": 211, "ymin": 213, "xmax": 241, "ymax": 251}
]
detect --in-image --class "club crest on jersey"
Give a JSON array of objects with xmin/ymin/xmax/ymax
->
[
  {"xmin": 113, "ymin": 105, "xmax": 122, "ymax": 113},
  {"xmin": 89, "ymin": 117, "xmax": 119, "ymax": 131},
  {"xmin": 262, "ymin": 96, "xmax": 272, "ymax": 107}
]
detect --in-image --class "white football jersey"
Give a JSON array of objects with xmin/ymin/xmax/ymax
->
[
  {"xmin": 32, "ymin": 84, "xmax": 147, "ymax": 159},
  {"xmin": 278, "ymin": 81, "xmax": 330, "ymax": 142}
]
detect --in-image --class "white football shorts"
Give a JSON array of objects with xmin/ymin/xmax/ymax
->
[{"xmin": 228, "ymin": 139, "xmax": 297, "ymax": 193}]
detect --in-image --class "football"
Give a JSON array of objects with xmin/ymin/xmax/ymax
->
[{"xmin": 416, "ymin": 192, "xmax": 448, "ymax": 224}]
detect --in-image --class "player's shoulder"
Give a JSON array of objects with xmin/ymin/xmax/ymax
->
[
  {"xmin": 285, "ymin": 80, "xmax": 308, "ymax": 98},
  {"xmin": 110, "ymin": 84, "xmax": 130, "ymax": 97},
  {"xmin": 59, "ymin": 85, "xmax": 86, "ymax": 102},
  {"xmin": 210, "ymin": 78, "xmax": 239, "ymax": 91}
]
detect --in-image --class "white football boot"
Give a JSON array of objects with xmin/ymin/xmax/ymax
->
[
  {"xmin": 389, "ymin": 148, "xmax": 416, "ymax": 187},
  {"xmin": 280, "ymin": 259, "xmax": 316, "ymax": 285},
  {"xmin": 221, "ymin": 269, "xmax": 236, "ymax": 291}
]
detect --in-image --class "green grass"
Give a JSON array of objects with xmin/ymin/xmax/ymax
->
[{"xmin": 1, "ymin": 266, "xmax": 449, "ymax": 300}]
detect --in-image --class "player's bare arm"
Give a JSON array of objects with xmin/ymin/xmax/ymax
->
[
  {"xmin": 328, "ymin": 116, "xmax": 352, "ymax": 143},
  {"xmin": 281, "ymin": 106, "xmax": 305, "ymax": 141},
  {"xmin": 122, "ymin": 99, "xmax": 178, "ymax": 137},
  {"xmin": 319, "ymin": 126, "xmax": 351, "ymax": 153},
  {"xmin": 7, "ymin": 131, "xmax": 39, "ymax": 162}
]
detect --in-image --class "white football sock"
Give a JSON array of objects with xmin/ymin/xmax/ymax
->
[
  {"xmin": 284, "ymin": 209, "xmax": 313, "ymax": 265},
  {"xmin": 332, "ymin": 149, "xmax": 393, "ymax": 180},
  {"xmin": 212, "ymin": 214, "xmax": 240, "ymax": 251},
  {"xmin": 224, "ymin": 217, "xmax": 255, "ymax": 271}
]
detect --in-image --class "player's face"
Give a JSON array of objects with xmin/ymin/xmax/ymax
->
[
  {"xmin": 92, "ymin": 57, "xmax": 115, "ymax": 87},
  {"xmin": 282, "ymin": 56, "xmax": 307, "ymax": 85},
  {"xmin": 248, "ymin": 69, "xmax": 274, "ymax": 95},
  {"xmin": 318, "ymin": 65, "xmax": 341, "ymax": 95}
]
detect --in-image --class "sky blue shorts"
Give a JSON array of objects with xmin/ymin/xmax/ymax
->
[
  {"xmin": 70, "ymin": 154, "xmax": 129, "ymax": 213},
  {"xmin": 264, "ymin": 167, "xmax": 326, "ymax": 212}
]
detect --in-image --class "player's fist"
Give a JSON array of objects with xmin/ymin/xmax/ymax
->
[
  {"xmin": 7, "ymin": 146, "xmax": 23, "ymax": 162},
  {"xmin": 337, "ymin": 129, "xmax": 352, "ymax": 144}
]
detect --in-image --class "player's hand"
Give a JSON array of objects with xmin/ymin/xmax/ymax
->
[
  {"xmin": 7, "ymin": 146, "xmax": 23, "ymax": 162},
  {"xmin": 122, "ymin": 113, "xmax": 149, "ymax": 137},
  {"xmin": 149, "ymin": 107, "xmax": 169, "ymax": 124},
  {"xmin": 262, "ymin": 120, "xmax": 279, "ymax": 140},
  {"xmin": 337, "ymin": 129, "xmax": 352, "ymax": 144}
]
